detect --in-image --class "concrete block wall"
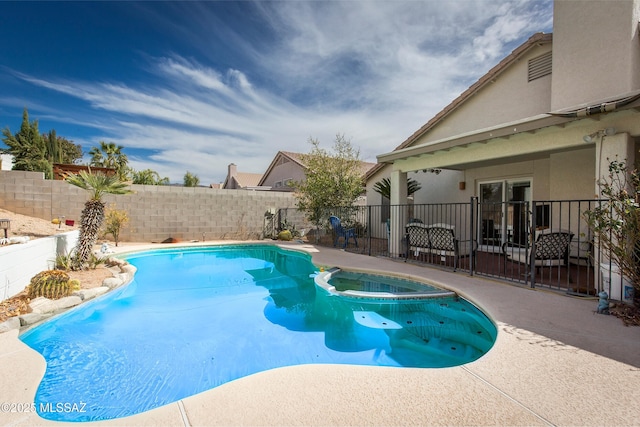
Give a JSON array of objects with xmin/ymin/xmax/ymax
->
[{"xmin": 0, "ymin": 171, "xmax": 298, "ymax": 243}]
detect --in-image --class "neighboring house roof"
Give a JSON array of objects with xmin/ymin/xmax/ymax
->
[
  {"xmin": 222, "ymin": 163, "xmax": 264, "ymax": 189},
  {"xmin": 260, "ymin": 150, "xmax": 377, "ymax": 187},
  {"xmin": 366, "ymin": 32, "xmax": 553, "ymax": 180},
  {"xmin": 235, "ymin": 172, "xmax": 263, "ymax": 188},
  {"xmin": 223, "ymin": 173, "xmax": 263, "ymax": 189},
  {"xmin": 278, "ymin": 151, "xmax": 306, "ymax": 167},
  {"xmin": 257, "ymin": 151, "xmax": 306, "ymax": 187},
  {"xmin": 358, "ymin": 160, "xmax": 377, "ymax": 176}
]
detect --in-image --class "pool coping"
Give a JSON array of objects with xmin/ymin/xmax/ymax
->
[
  {"xmin": 1, "ymin": 240, "xmax": 640, "ymax": 426},
  {"xmin": 314, "ymin": 267, "xmax": 458, "ymax": 300}
]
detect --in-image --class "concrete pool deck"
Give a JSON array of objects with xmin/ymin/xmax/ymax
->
[{"xmin": 1, "ymin": 241, "xmax": 639, "ymax": 426}]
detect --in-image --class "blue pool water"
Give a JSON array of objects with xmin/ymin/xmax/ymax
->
[{"xmin": 20, "ymin": 244, "xmax": 496, "ymax": 422}]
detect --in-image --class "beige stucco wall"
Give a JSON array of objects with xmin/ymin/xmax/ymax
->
[
  {"xmin": 549, "ymin": 148, "xmax": 596, "ymax": 200},
  {"xmin": 364, "ymin": 167, "xmax": 388, "ymax": 206},
  {"xmin": 411, "ymin": 170, "xmax": 467, "ymax": 204},
  {"xmin": 551, "ymin": 0, "xmax": 640, "ymax": 110},
  {"xmin": 416, "ymin": 44, "xmax": 552, "ymax": 144},
  {"xmin": 0, "ymin": 171, "xmax": 298, "ymax": 243},
  {"xmin": 260, "ymin": 159, "xmax": 306, "ymax": 189}
]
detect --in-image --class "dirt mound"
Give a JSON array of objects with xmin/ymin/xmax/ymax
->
[{"xmin": 0, "ymin": 208, "xmax": 78, "ymax": 239}]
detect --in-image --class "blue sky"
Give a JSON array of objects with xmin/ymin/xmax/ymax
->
[{"xmin": 0, "ymin": 1, "xmax": 553, "ymax": 185}]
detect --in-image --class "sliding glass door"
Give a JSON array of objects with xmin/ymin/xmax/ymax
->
[{"xmin": 479, "ymin": 179, "xmax": 531, "ymax": 246}]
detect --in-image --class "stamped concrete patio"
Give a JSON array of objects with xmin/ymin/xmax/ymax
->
[{"xmin": 1, "ymin": 242, "xmax": 639, "ymax": 426}]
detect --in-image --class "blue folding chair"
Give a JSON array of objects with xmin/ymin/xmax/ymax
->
[{"xmin": 329, "ymin": 216, "xmax": 358, "ymax": 248}]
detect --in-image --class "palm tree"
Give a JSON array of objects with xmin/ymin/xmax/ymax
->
[
  {"xmin": 373, "ymin": 177, "xmax": 422, "ymax": 200},
  {"xmin": 89, "ymin": 141, "xmax": 130, "ymax": 181},
  {"xmin": 66, "ymin": 170, "xmax": 132, "ymax": 269},
  {"xmin": 132, "ymin": 168, "xmax": 170, "ymax": 185}
]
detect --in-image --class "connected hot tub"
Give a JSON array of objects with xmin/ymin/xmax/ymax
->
[{"xmin": 314, "ymin": 268, "xmax": 457, "ymax": 300}]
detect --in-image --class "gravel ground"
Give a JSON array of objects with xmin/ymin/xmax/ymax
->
[{"xmin": 0, "ymin": 208, "xmax": 79, "ymax": 239}]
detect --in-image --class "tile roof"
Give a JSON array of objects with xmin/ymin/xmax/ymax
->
[
  {"xmin": 235, "ymin": 172, "xmax": 263, "ymax": 188},
  {"xmin": 258, "ymin": 151, "xmax": 376, "ymax": 187}
]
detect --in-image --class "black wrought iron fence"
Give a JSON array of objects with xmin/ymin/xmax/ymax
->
[
  {"xmin": 275, "ymin": 199, "xmax": 628, "ymax": 299},
  {"xmin": 479, "ymin": 199, "xmax": 600, "ymax": 296}
]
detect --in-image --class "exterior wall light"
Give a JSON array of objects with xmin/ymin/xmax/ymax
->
[{"xmin": 583, "ymin": 127, "xmax": 617, "ymax": 143}]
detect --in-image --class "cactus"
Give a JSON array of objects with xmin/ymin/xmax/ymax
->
[
  {"xmin": 278, "ymin": 230, "xmax": 293, "ymax": 241},
  {"xmin": 28, "ymin": 270, "xmax": 75, "ymax": 300}
]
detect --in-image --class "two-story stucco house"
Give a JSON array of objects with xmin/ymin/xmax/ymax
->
[{"xmin": 369, "ymin": 0, "xmax": 640, "ymax": 266}]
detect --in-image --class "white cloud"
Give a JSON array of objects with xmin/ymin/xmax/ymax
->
[{"xmin": 4, "ymin": 0, "xmax": 553, "ymax": 184}]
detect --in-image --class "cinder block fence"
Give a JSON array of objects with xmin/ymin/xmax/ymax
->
[{"xmin": 0, "ymin": 171, "xmax": 298, "ymax": 243}]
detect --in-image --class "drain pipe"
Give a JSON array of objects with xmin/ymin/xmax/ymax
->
[{"xmin": 549, "ymin": 93, "xmax": 640, "ymax": 118}]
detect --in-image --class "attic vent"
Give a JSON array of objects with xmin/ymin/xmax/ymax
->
[{"xmin": 528, "ymin": 51, "xmax": 552, "ymax": 82}]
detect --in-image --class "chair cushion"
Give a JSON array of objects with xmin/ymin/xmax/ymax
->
[
  {"xmin": 427, "ymin": 226, "xmax": 456, "ymax": 251},
  {"xmin": 534, "ymin": 232, "xmax": 573, "ymax": 260},
  {"xmin": 406, "ymin": 223, "xmax": 429, "ymax": 248}
]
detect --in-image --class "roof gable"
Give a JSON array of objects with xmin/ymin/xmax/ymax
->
[
  {"xmin": 367, "ymin": 32, "xmax": 552, "ymax": 179},
  {"xmin": 397, "ymin": 32, "xmax": 552, "ymax": 151},
  {"xmin": 259, "ymin": 150, "xmax": 376, "ymax": 186},
  {"xmin": 222, "ymin": 165, "xmax": 263, "ymax": 189},
  {"xmin": 258, "ymin": 151, "xmax": 306, "ymax": 186}
]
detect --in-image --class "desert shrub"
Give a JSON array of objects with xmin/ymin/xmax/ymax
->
[
  {"xmin": 54, "ymin": 253, "xmax": 73, "ymax": 271},
  {"xmin": 87, "ymin": 253, "xmax": 107, "ymax": 269},
  {"xmin": 102, "ymin": 205, "xmax": 129, "ymax": 246},
  {"xmin": 28, "ymin": 270, "xmax": 79, "ymax": 299}
]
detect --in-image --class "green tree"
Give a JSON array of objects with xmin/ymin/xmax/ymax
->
[
  {"xmin": 44, "ymin": 130, "xmax": 83, "ymax": 165},
  {"xmin": 131, "ymin": 168, "xmax": 170, "ymax": 185},
  {"xmin": 89, "ymin": 141, "xmax": 129, "ymax": 181},
  {"xmin": 1, "ymin": 108, "xmax": 50, "ymax": 177},
  {"xmin": 584, "ymin": 159, "xmax": 640, "ymax": 307},
  {"xmin": 373, "ymin": 177, "xmax": 422, "ymax": 200},
  {"xmin": 183, "ymin": 171, "xmax": 200, "ymax": 187},
  {"xmin": 66, "ymin": 171, "xmax": 132, "ymax": 269},
  {"xmin": 291, "ymin": 134, "xmax": 364, "ymax": 226},
  {"xmin": 2, "ymin": 108, "xmax": 83, "ymax": 178}
]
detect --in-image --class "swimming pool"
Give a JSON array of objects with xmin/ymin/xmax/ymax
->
[{"xmin": 20, "ymin": 244, "xmax": 496, "ymax": 422}]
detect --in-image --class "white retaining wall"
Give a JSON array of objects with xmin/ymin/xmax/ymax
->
[{"xmin": 0, "ymin": 231, "xmax": 79, "ymax": 299}]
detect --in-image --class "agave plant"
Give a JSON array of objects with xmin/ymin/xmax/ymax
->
[{"xmin": 66, "ymin": 170, "xmax": 131, "ymax": 269}]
